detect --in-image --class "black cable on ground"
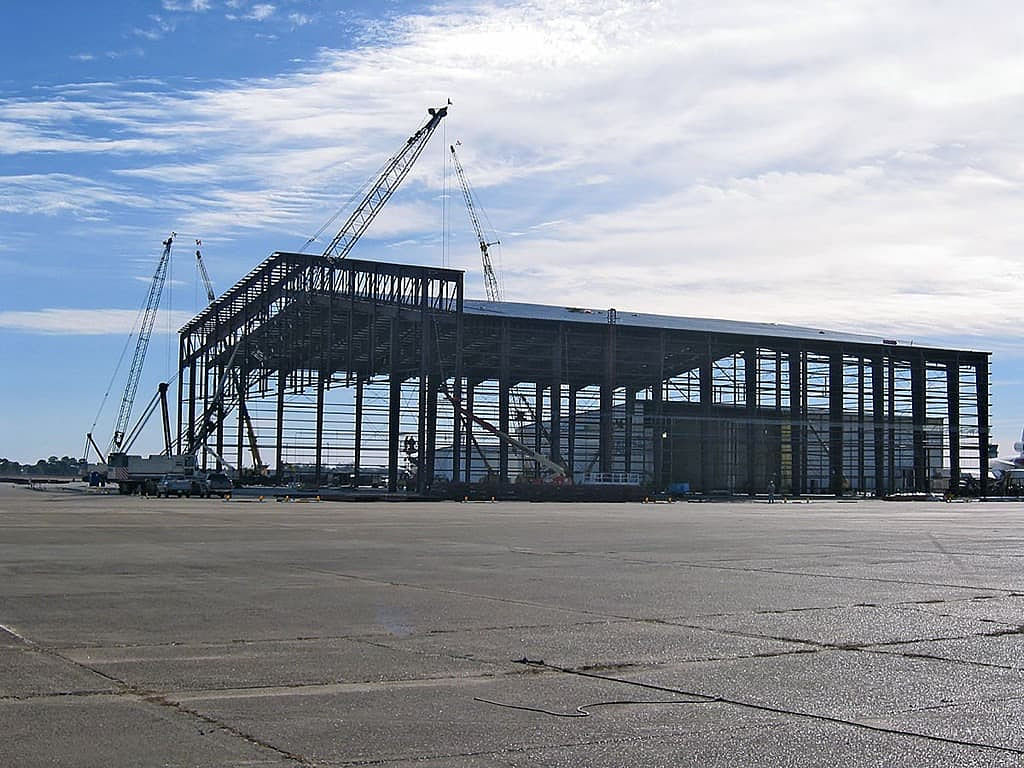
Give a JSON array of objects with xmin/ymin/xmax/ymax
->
[{"xmin": 474, "ymin": 696, "xmax": 718, "ymax": 718}]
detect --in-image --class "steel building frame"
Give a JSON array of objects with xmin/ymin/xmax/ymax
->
[{"xmin": 179, "ymin": 253, "xmax": 991, "ymax": 496}]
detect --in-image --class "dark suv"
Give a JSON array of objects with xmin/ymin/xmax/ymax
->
[{"xmin": 203, "ymin": 472, "xmax": 233, "ymax": 498}]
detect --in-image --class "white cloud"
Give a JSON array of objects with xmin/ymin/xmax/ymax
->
[
  {"xmin": 0, "ymin": 174, "xmax": 153, "ymax": 217},
  {"xmin": 132, "ymin": 15, "xmax": 176, "ymax": 40},
  {"xmin": 162, "ymin": 0, "xmax": 211, "ymax": 10},
  {"xmin": 0, "ymin": 309, "xmax": 193, "ymax": 335},
  {"xmin": 247, "ymin": 4, "xmax": 275, "ymax": 21},
  {"xmin": 288, "ymin": 13, "xmax": 312, "ymax": 27},
  {"xmin": 6, "ymin": 0, "xmax": 1024, "ymax": 344}
]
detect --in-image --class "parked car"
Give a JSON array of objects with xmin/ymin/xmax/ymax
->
[
  {"xmin": 203, "ymin": 472, "xmax": 233, "ymax": 498},
  {"xmin": 157, "ymin": 475, "xmax": 194, "ymax": 498}
]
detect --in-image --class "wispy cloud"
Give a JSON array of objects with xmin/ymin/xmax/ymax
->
[
  {"xmin": 0, "ymin": 309, "xmax": 193, "ymax": 335},
  {"xmin": 132, "ymin": 15, "xmax": 177, "ymax": 40},
  {"xmin": 162, "ymin": 0, "xmax": 211, "ymax": 11},
  {"xmin": 0, "ymin": 174, "xmax": 153, "ymax": 217},
  {"xmin": 5, "ymin": 0, "xmax": 1024, "ymax": 343},
  {"xmin": 247, "ymin": 4, "xmax": 275, "ymax": 22}
]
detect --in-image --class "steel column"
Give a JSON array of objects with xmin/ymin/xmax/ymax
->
[
  {"xmin": 788, "ymin": 348, "xmax": 802, "ymax": 495},
  {"xmin": 424, "ymin": 375, "xmax": 437, "ymax": 489},
  {"xmin": 653, "ymin": 332, "xmax": 665, "ymax": 489},
  {"xmin": 600, "ymin": 324, "xmax": 616, "ymax": 474},
  {"xmin": 829, "ymin": 353, "xmax": 844, "ymax": 495},
  {"xmin": 314, "ymin": 369, "xmax": 325, "ymax": 487},
  {"xmin": 534, "ymin": 381, "xmax": 543, "ymax": 477},
  {"xmin": 871, "ymin": 357, "xmax": 886, "ymax": 496},
  {"xmin": 388, "ymin": 318, "xmax": 401, "ymax": 493},
  {"xmin": 887, "ymin": 359, "xmax": 896, "ymax": 492},
  {"xmin": 977, "ymin": 358, "xmax": 990, "ymax": 496},
  {"xmin": 353, "ymin": 374, "xmax": 363, "ymax": 487},
  {"xmin": 275, "ymin": 369, "xmax": 286, "ymax": 483},
  {"xmin": 946, "ymin": 359, "xmax": 960, "ymax": 492},
  {"xmin": 452, "ymin": 314, "xmax": 463, "ymax": 483},
  {"xmin": 699, "ymin": 340, "xmax": 713, "ymax": 493},
  {"xmin": 499, "ymin": 321, "xmax": 510, "ymax": 484},
  {"xmin": 551, "ymin": 331, "xmax": 562, "ymax": 465},
  {"xmin": 857, "ymin": 358, "xmax": 865, "ymax": 490},
  {"xmin": 236, "ymin": 369, "xmax": 246, "ymax": 472},
  {"xmin": 745, "ymin": 348, "xmax": 757, "ymax": 494},
  {"xmin": 911, "ymin": 353, "xmax": 927, "ymax": 492},
  {"xmin": 568, "ymin": 386, "xmax": 577, "ymax": 482},
  {"xmin": 624, "ymin": 387, "xmax": 635, "ymax": 475},
  {"xmin": 464, "ymin": 383, "xmax": 474, "ymax": 483}
]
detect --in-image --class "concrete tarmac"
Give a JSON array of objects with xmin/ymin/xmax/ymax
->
[{"xmin": 3, "ymin": 484, "xmax": 1024, "ymax": 766}]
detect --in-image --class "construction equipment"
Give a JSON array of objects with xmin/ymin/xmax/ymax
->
[
  {"xmin": 191, "ymin": 244, "xmax": 264, "ymax": 473},
  {"xmin": 439, "ymin": 386, "xmax": 566, "ymax": 479},
  {"xmin": 319, "ymin": 103, "xmax": 449, "ymax": 261},
  {"xmin": 108, "ymin": 452, "xmax": 198, "ymax": 495},
  {"xmin": 195, "ymin": 239, "xmax": 215, "ymax": 303},
  {"xmin": 108, "ymin": 234, "xmax": 175, "ymax": 455},
  {"xmin": 449, "ymin": 142, "xmax": 501, "ymax": 301}
]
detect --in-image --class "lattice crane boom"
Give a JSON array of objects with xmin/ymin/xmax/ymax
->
[
  {"xmin": 321, "ymin": 104, "xmax": 449, "ymax": 261},
  {"xmin": 109, "ymin": 234, "xmax": 174, "ymax": 455},
  {"xmin": 449, "ymin": 143, "xmax": 501, "ymax": 302},
  {"xmin": 195, "ymin": 239, "xmax": 215, "ymax": 303}
]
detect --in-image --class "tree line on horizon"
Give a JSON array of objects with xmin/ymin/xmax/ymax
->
[{"xmin": 0, "ymin": 456, "xmax": 87, "ymax": 477}]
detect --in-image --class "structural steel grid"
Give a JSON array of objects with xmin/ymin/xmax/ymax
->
[{"xmin": 178, "ymin": 255, "xmax": 991, "ymax": 497}]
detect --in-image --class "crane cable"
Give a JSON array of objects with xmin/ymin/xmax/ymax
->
[
  {"xmin": 84, "ymin": 282, "xmax": 154, "ymax": 459},
  {"xmin": 297, "ymin": 145, "xmax": 406, "ymax": 254},
  {"xmin": 441, "ymin": 117, "xmax": 449, "ymax": 268}
]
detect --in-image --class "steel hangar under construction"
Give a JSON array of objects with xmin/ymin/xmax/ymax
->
[{"xmin": 176, "ymin": 252, "xmax": 991, "ymax": 498}]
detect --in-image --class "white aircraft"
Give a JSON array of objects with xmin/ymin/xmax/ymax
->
[{"xmin": 989, "ymin": 428, "xmax": 1024, "ymax": 479}]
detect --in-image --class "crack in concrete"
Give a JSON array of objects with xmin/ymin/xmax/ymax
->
[{"xmin": 518, "ymin": 658, "xmax": 1024, "ymax": 758}]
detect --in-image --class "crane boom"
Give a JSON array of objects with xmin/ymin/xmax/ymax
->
[
  {"xmin": 109, "ymin": 234, "xmax": 174, "ymax": 454},
  {"xmin": 190, "ymin": 244, "xmax": 262, "ymax": 469},
  {"xmin": 195, "ymin": 239, "xmax": 215, "ymax": 303},
  {"xmin": 321, "ymin": 104, "xmax": 449, "ymax": 261},
  {"xmin": 449, "ymin": 143, "xmax": 501, "ymax": 301}
]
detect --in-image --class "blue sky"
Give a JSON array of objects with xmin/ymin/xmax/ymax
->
[{"xmin": 1, "ymin": 0, "xmax": 1023, "ymax": 463}]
